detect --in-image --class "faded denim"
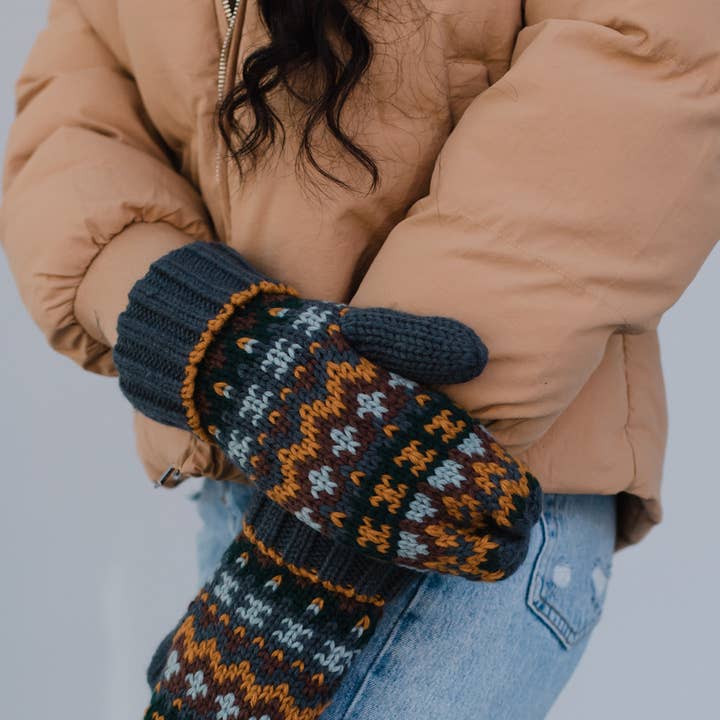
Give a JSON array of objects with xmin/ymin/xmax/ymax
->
[{"xmin": 193, "ymin": 479, "xmax": 616, "ymax": 719}]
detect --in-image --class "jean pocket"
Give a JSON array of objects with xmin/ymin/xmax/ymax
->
[{"xmin": 526, "ymin": 493, "xmax": 616, "ymax": 649}]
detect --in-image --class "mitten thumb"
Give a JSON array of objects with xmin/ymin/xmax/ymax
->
[
  {"xmin": 146, "ymin": 627, "xmax": 176, "ymax": 689},
  {"xmin": 339, "ymin": 306, "xmax": 488, "ymax": 386}
]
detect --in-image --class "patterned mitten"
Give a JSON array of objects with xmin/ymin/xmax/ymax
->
[
  {"xmin": 143, "ymin": 491, "xmax": 410, "ymax": 720},
  {"xmin": 114, "ymin": 241, "xmax": 542, "ymax": 580}
]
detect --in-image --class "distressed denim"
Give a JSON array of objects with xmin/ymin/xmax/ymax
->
[{"xmin": 193, "ymin": 479, "xmax": 616, "ymax": 719}]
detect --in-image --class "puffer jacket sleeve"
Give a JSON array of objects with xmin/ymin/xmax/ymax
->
[
  {"xmin": 351, "ymin": 0, "xmax": 720, "ymax": 453},
  {"xmin": 0, "ymin": 0, "xmax": 213, "ymax": 375}
]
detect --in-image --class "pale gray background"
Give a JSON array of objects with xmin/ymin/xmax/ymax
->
[{"xmin": 0, "ymin": 3, "xmax": 718, "ymax": 718}]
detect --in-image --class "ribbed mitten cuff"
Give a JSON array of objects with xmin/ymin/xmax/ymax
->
[
  {"xmin": 112, "ymin": 240, "xmax": 294, "ymax": 432},
  {"xmin": 243, "ymin": 492, "xmax": 412, "ymax": 601}
]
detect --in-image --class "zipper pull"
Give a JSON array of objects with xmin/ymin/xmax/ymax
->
[{"xmin": 155, "ymin": 465, "xmax": 188, "ymax": 488}]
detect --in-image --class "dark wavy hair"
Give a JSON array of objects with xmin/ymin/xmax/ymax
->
[{"xmin": 216, "ymin": 0, "xmax": 378, "ymax": 195}]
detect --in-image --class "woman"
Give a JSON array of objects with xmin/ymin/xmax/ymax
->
[{"xmin": 1, "ymin": 0, "xmax": 718, "ymax": 718}]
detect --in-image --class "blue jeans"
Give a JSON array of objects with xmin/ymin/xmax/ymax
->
[{"xmin": 193, "ymin": 479, "xmax": 616, "ymax": 719}]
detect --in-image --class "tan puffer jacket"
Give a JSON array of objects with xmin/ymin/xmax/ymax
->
[{"xmin": 2, "ymin": 0, "xmax": 719, "ymax": 549}]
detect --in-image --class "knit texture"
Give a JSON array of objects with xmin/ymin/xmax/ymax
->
[
  {"xmin": 144, "ymin": 494, "xmax": 409, "ymax": 720},
  {"xmin": 114, "ymin": 241, "xmax": 542, "ymax": 581},
  {"xmin": 113, "ymin": 242, "xmax": 283, "ymax": 430},
  {"xmin": 113, "ymin": 241, "xmax": 486, "ymax": 431}
]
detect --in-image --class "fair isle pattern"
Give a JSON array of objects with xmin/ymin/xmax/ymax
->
[
  {"xmin": 195, "ymin": 291, "xmax": 542, "ymax": 581},
  {"xmin": 112, "ymin": 242, "xmax": 544, "ymax": 719},
  {"xmin": 144, "ymin": 522, "xmax": 387, "ymax": 720},
  {"xmin": 180, "ymin": 280, "xmax": 299, "ymax": 444}
]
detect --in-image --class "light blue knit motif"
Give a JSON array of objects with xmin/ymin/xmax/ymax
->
[
  {"xmin": 271, "ymin": 618, "xmax": 315, "ymax": 652},
  {"xmin": 308, "ymin": 466, "xmax": 337, "ymax": 499},
  {"xmin": 458, "ymin": 431, "xmax": 486, "ymax": 457},
  {"xmin": 235, "ymin": 593, "xmax": 273, "ymax": 628},
  {"xmin": 213, "ymin": 571, "xmax": 240, "ymax": 606},
  {"xmin": 260, "ymin": 337, "xmax": 303, "ymax": 380},
  {"xmin": 427, "ymin": 459, "xmax": 465, "ymax": 490},
  {"xmin": 186, "ymin": 671, "xmax": 208, "ymax": 700},
  {"xmin": 292, "ymin": 305, "xmax": 334, "ymax": 336},
  {"xmin": 397, "ymin": 531, "xmax": 429, "ymax": 560},
  {"xmin": 356, "ymin": 391, "xmax": 388, "ymax": 419},
  {"xmin": 238, "ymin": 384, "xmax": 273, "ymax": 427},
  {"xmin": 330, "ymin": 425, "xmax": 360, "ymax": 456},
  {"xmin": 227, "ymin": 429, "xmax": 254, "ymax": 467},
  {"xmin": 163, "ymin": 650, "xmax": 180, "ymax": 681},
  {"xmin": 216, "ymin": 693, "xmax": 240, "ymax": 719},
  {"xmin": 388, "ymin": 371, "xmax": 419, "ymax": 390},
  {"xmin": 405, "ymin": 493, "xmax": 437, "ymax": 522},
  {"xmin": 313, "ymin": 639, "xmax": 359, "ymax": 674}
]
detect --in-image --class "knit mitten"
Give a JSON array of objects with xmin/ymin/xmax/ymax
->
[
  {"xmin": 143, "ymin": 491, "xmax": 410, "ymax": 720},
  {"xmin": 114, "ymin": 241, "xmax": 542, "ymax": 580}
]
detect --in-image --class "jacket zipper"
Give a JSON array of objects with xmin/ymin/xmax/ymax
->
[
  {"xmin": 158, "ymin": 1, "xmax": 238, "ymax": 487},
  {"xmin": 215, "ymin": 0, "xmax": 240, "ymax": 182}
]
